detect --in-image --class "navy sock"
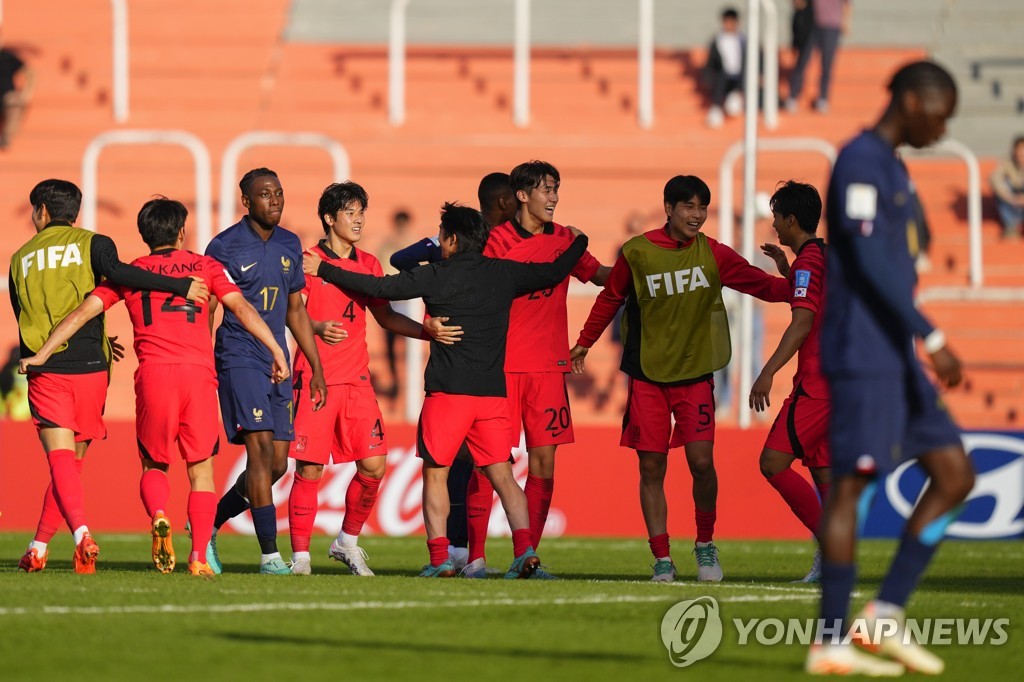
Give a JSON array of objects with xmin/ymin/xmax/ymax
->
[
  {"xmin": 877, "ymin": 533, "xmax": 937, "ymax": 607},
  {"xmin": 446, "ymin": 452, "xmax": 474, "ymax": 548},
  {"xmin": 819, "ymin": 561, "xmax": 857, "ymax": 642},
  {"xmin": 250, "ymin": 504, "xmax": 278, "ymax": 554},
  {"xmin": 213, "ymin": 476, "xmax": 250, "ymax": 529}
]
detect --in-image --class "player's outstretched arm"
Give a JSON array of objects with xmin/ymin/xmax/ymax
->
[
  {"xmin": 715, "ymin": 242, "xmax": 789, "ymax": 302},
  {"xmin": 749, "ymin": 307, "xmax": 814, "ymax": 412},
  {"xmin": 91, "ymin": 234, "xmax": 209, "ymax": 303},
  {"xmin": 369, "ymin": 305, "xmax": 463, "ymax": 345},
  {"xmin": 304, "ymin": 251, "xmax": 433, "ymax": 301},
  {"xmin": 508, "ymin": 233, "xmax": 589, "ymax": 295},
  {"xmin": 19, "ymin": 296, "xmax": 105, "ymax": 372},
  {"xmin": 219, "ymin": 291, "xmax": 290, "ymax": 383},
  {"xmin": 569, "ymin": 345, "xmax": 589, "ymax": 374},
  {"xmin": 575, "ymin": 251, "xmax": 633, "ymax": 360},
  {"xmin": 286, "ymin": 291, "xmax": 327, "ymax": 410}
]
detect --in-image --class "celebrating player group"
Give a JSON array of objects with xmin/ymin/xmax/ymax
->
[{"xmin": 10, "ymin": 57, "xmax": 974, "ymax": 677}]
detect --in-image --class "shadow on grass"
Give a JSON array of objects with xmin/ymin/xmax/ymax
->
[{"xmin": 219, "ymin": 632, "xmax": 649, "ymax": 662}]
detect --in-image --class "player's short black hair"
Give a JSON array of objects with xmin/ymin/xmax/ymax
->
[
  {"xmin": 137, "ymin": 196, "xmax": 188, "ymax": 249},
  {"xmin": 510, "ymin": 161, "xmax": 560, "ymax": 196},
  {"xmin": 239, "ymin": 168, "xmax": 280, "ymax": 196},
  {"xmin": 439, "ymin": 202, "xmax": 489, "ymax": 254},
  {"xmin": 770, "ymin": 180, "xmax": 821, "ymax": 235},
  {"xmin": 318, "ymin": 182, "xmax": 368, "ymax": 233},
  {"xmin": 888, "ymin": 60, "xmax": 957, "ymax": 98},
  {"xmin": 478, "ymin": 172, "xmax": 513, "ymax": 212},
  {"xmin": 29, "ymin": 179, "xmax": 82, "ymax": 223},
  {"xmin": 663, "ymin": 175, "xmax": 711, "ymax": 207},
  {"xmin": 722, "ymin": 7, "xmax": 739, "ymax": 21}
]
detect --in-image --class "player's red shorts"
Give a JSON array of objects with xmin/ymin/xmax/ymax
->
[
  {"xmin": 27, "ymin": 370, "xmax": 108, "ymax": 442},
  {"xmin": 290, "ymin": 383, "xmax": 386, "ymax": 464},
  {"xmin": 620, "ymin": 376, "xmax": 715, "ymax": 453},
  {"xmin": 135, "ymin": 364, "xmax": 220, "ymax": 463},
  {"xmin": 418, "ymin": 392, "xmax": 512, "ymax": 467},
  {"xmin": 505, "ymin": 371, "xmax": 574, "ymax": 449},
  {"xmin": 764, "ymin": 387, "xmax": 830, "ymax": 468}
]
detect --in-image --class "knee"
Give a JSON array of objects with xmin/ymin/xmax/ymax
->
[
  {"xmin": 687, "ymin": 453, "xmax": 715, "ymax": 478},
  {"xmin": 638, "ymin": 456, "xmax": 667, "ymax": 483},
  {"xmin": 270, "ymin": 461, "xmax": 289, "ymax": 482},
  {"xmin": 296, "ymin": 463, "xmax": 324, "ymax": 481},
  {"xmin": 359, "ymin": 459, "xmax": 387, "ymax": 480},
  {"xmin": 758, "ymin": 451, "xmax": 785, "ymax": 479}
]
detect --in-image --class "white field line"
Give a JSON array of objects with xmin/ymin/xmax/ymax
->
[{"xmin": 0, "ymin": 591, "xmax": 819, "ymax": 617}]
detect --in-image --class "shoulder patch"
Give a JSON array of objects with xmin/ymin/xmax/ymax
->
[
  {"xmin": 845, "ymin": 183, "xmax": 878, "ymax": 221},
  {"xmin": 794, "ymin": 269, "xmax": 811, "ymax": 288}
]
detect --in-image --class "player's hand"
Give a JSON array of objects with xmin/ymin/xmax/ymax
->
[
  {"xmin": 316, "ymin": 320, "xmax": 348, "ymax": 345},
  {"xmin": 760, "ymin": 243, "xmax": 790, "ymax": 277},
  {"xmin": 303, "ymin": 251, "xmax": 324, "ymax": 276},
  {"xmin": 749, "ymin": 370, "xmax": 773, "ymax": 412},
  {"xmin": 109, "ymin": 336, "xmax": 125, "ymax": 362},
  {"xmin": 186, "ymin": 277, "xmax": 210, "ymax": 304},
  {"xmin": 424, "ymin": 316, "xmax": 463, "ymax": 345},
  {"xmin": 310, "ymin": 368, "xmax": 328, "ymax": 411},
  {"xmin": 18, "ymin": 353, "xmax": 49, "ymax": 374},
  {"xmin": 566, "ymin": 224, "xmax": 587, "ymax": 240},
  {"xmin": 930, "ymin": 346, "xmax": 963, "ymax": 388},
  {"xmin": 270, "ymin": 350, "xmax": 290, "ymax": 384},
  {"xmin": 570, "ymin": 344, "xmax": 589, "ymax": 374}
]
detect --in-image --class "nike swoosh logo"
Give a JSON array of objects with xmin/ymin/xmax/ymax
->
[
  {"xmin": 369, "ymin": 442, "xmax": 383, "ymax": 449},
  {"xmin": 241, "ymin": 263, "xmax": 257, "ymax": 272}
]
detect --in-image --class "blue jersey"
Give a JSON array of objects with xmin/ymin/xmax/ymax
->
[
  {"xmin": 821, "ymin": 130, "xmax": 934, "ymax": 376},
  {"xmin": 205, "ymin": 218, "xmax": 305, "ymax": 372}
]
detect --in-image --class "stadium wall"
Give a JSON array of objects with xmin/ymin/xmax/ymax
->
[{"xmin": 2, "ymin": 422, "xmax": 1020, "ymax": 540}]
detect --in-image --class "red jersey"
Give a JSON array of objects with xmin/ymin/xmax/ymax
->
[
  {"xmin": 483, "ymin": 219, "xmax": 601, "ymax": 373},
  {"xmin": 788, "ymin": 238, "xmax": 828, "ymax": 398},
  {"xmin": 90, "ymin": 249, "xmax": 239, "ymax": 370},
  {"xmin": 294, "ymin": 241, "xmax": 386, "ymax": 387}
]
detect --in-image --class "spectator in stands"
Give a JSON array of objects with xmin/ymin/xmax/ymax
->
[
  {"xmin": 991, "ymin": 135, "xmax": 1024, "ymax": 240},
  {"xmin": 785, "ymin": 0, "xmax": 850, "ymax": 114},
  {"xmin": 790, "ymin": 0, "xmax": 814, "ymax": 63},
  {"xmin": 0, "ymin": 35, "xmax": 35, "ymax": 149},
  {"xmin": 377, "ymin": 209, "xmax": 414, "ymax": 398},
  {"xmin": 703, "ymin": 7, "xmax": 745, "ymax": 129}
]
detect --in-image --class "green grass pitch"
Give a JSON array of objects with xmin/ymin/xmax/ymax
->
[{"xmin": 0, "ymin": 534, "xmax": 1020, "ymax": 681}]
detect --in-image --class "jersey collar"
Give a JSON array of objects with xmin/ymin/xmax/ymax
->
[
  {"xmin": 796, "ymin": 237, "xmax": 826, "ymax": 255},
  {"xmin": 317, "ymin": 239, "xmax": 357, "ymax": 261},
  {"xmin": 661, "ymin": 223, "xmax": 695, "ymax": 249},
  {"xmin": 510, "ymin": 216, "xmax": 554, "ymax": 238},
  {"xmin": 150, "ymin": 247, "xmax": 178, "ymax": 256},
  {"xmin": 43, "ymin": 220, "xmax": 74, "ymax": 229}
]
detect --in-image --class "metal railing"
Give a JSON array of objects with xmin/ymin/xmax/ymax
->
[
  {"xmin": 217, "ymin": 131, "xmax": 351, "ymax": 234},
  {"xmin": 80, "ymin": 129, "xmax": 213, "ymax": 248}
]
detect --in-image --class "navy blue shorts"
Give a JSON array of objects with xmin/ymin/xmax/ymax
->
[
  {"xmin": 217, "ymin": 367, "xmax": 294, "ymax": 444},
  {"xmin": 829, "ymin": 364, "xmax": 960, "ymax": 478}
]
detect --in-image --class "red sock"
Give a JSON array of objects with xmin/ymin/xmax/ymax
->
[
  {"xmin": 33, "ymin": 460, "xmax": 79, "ymax": 544},
  {"xmin": 466, "ymin": 469, "xmax": 494, "ymax": 562},
  {"xmin": 139, "ymin": 469, "xmax": 170, "ymax": 518},
  {"xmin": 816, "ymin": 481, "xmax": 831, "ymax": 509},
  {"xmin": 427, "ymin": 536, "xmax": 449, "ymax": 566},
  {"xmin": 187, "ymin": 491, "xmax": 216, "ymax": 561},
  {"xmin": 341, "ymin": 472, "xmax": 382, "ymax": 537},
  {"xmin": 288, "ymin": 473, "xmax": 321, "ymax": 553},
  {"xmin": 649, "ymin": 532, "xmax": 671, "ymax": 560},
  {"xmin": 512, "ymin": 528, "xmax": 532, "ymax": 557},
  {"xmin": 695, "ymin": 508, "xmax": 716, "ymax": 543},
  {"xmin": 767, "ymin": 468, "xmax": 822, "ymax": 535},
  {"xmin": 525, "ymin": 474, "xmax": 555, "ymax": 549},
  {"xmin": 47, "ymin": 449, "xmax": 87, "ymax": 532}
]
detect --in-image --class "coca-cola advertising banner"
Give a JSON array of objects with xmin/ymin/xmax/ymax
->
[{"xmin": 0, "ymin": 421, "xmax": 845, "ymax": 539}]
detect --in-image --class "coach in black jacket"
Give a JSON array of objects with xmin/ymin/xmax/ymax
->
[{"xmin": 303, "ymin": 202, "xmax": 587, "ymax": 579}]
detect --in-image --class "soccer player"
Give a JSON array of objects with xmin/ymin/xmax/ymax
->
[
  {"xmin": 287, "ymin": 182, "xmax": 461, "ymax": 576},
  {"xmin": 748, "ymin": 180, "xmax": 830, "ymax": 583},
  {"xmin": 388, "ymin": 171, "xmax": 517, "ymax": 573},
  {"xmin": 805, "ymin": 61, "xmax": 975, "ymax": 676},
  {"xmin": 304, "ymin": 202, "xmax": 589, "ymax": 579},
  {"xmin": 10, "ymin": 179, "xmax": 208, "ymax": 574},
  {"xmin": 20, "ymin": 197, "xmax": 288, "ymax": 576},
  {"xmin": 465, "ymin": 160, "xmax": 609, "ymax": 579},
  {"xmin": 570, "ymin": 175, "xmax": 789, "ymax": 582},
  {"xmin": 204, "ymin": 168, "xmax": 328, "ymax": 575}
]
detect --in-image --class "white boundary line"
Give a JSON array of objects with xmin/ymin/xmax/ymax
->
[{"xmin": 0, "ymin": 592, "xmax": 819, "ymax": 617}]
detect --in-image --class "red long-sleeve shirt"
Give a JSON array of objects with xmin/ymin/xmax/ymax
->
[{"xmin": 576, "ymin": 226, "xmax": 789, "ymax": 383}]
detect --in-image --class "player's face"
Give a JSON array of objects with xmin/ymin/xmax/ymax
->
[
  {"xmin": 665, "ymin": 197, "xmax": 708, "ymax": 241},
  {"xmin": 328, "ymin": 201, "xmax": 366, "ymax": 244},
  {"xmin": 242, "ymin": 176, "xmax": 285, "ymax": 229},
  {"xmin": 771, "ymin": 210, "xmax": 794, "ymax": 249},
  {"xmin": 520, "ymin": 175, "xmax": 559, "ymax": 224},
  {"xmin": 905, "ymin": 88, "xmax": 957, "ymax": 149}
]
